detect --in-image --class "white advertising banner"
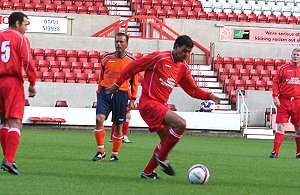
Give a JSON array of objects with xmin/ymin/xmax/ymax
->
[{"xmin": 0, "ymin": 15, "xmax": 67, "ymax": 34}]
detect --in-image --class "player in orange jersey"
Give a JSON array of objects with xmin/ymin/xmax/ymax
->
[
  {"xmin": 92, "ymin": 32, "xmax": 138, "ymax": 162},
  {"xmin": 0, "ymin": 12, "xmax": 37, "ymax": 175}
]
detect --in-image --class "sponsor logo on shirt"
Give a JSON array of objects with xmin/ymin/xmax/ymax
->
[
  {"xmin": 287, "ymin": 70, "xmax": 293, "ymax": 72},
  {"xmin": 108, "ymin": 60, "xmax": 116, "ymax": 62},
  {"xmin": 159, "ymin": 78, "xmax": 176, "ymax": 88},
  {"xmin": 286, "ymin": 77, "xmax": 300, "ymax": 84}
]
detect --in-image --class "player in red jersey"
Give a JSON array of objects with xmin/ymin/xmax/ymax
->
[
  {"xmin": 106, "ymin": 35, "xmax": 221, "ymax": 179},
  {"xmin": 92, "ymin": 33, "xmax": 138, "ymax": 162},
  {"xmin": 270, "ymin": 48, "xmax": 300, "ymax": 159},
  {"xmin": 0, "ymin": 12, "xmax": 37, "ymax": 175}
]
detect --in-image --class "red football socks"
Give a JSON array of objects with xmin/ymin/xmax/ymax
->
[
  {"xmin": 0, "ymin": 126, "xmax": 9, "ymax": 156},
  {"xmin": 158, "ymin": 128, "xmax": 183, "ymax": 161},
  {"xmin": 143, "ymin": 144, "xmax": 161, "ymax": 174},
  {"xmin": 5, "ymin": 128, "xmax": 21, "ymax": 164},
  {"xmin": 272, "ymin": 132, "xmax": 284, "ymax": 154}
]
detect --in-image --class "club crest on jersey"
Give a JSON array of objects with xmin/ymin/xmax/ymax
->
[{"xmin": 159, "ymin": 78, "xmax": 176, "ymax": 88}]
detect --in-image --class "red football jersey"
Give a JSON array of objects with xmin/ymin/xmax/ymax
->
[
  {"xmin": 273, "ymin": 63, "xmax": 300, "ymax": 98},
  {"xmin": 0, "ymin": 29, "xmax": 36, "ymax": 86},
  {"xmin": 116, "ymin": 50, "xmax": 212, "ymax": 104}
]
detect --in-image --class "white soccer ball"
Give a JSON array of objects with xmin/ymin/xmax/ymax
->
[{"xmin": 188, "ymin": 164, "xmax": 210, "ymax": 184}]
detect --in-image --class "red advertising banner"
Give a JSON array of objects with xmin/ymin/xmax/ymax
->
[{"xmin": 220, "ymin": 26, "xmax": 300, "ymax": 44}]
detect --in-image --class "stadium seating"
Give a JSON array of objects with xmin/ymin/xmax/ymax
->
[{"xmin": 55, "ymin": 100, "xmax": 68, "ymax": 107}]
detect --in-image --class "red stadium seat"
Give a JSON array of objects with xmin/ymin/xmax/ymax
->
[
  {"xmin": 157, "ymin": 9, "xmax": 167, "ymax": 17},
  {"xmin": 217, "ymin": 12, "xmax": 227, "ymax": 21},
  {"xmin": 136, "ymin": 7, "xmax": 147, "ymax": 16},
  {"xmin": 146, "ymin": 8, "xmax": 156, "ymax": 16},
  {"xmin": 267, "ymin": 15, "xmax": 277, "ymax": 23},
  {"xmin": 256, "ymin": 80, "xmax": 267, "ymax": 90},
  {"xmin": 207, "ymin": 12, "xmax": 218, "ymax": 20},
  {"xmin": 237, "ymin": 13, "xmax": 248, "ymax": 22},
  {"xmin": 227, "ymin": 12, "xmax": 237, "ymax": 21},
  {"xmin": 67, "ymin": 50, "xmax": 77, "ymax": 62},
  {"xmin": 98, "ymin": 6, "xmax": 109, "ymax": 15},
  {"xmin": 264, "ymin": 58, "xmax": 275, "ymax": 66},
  {"xmin": 198, "ymin": 11, "xmax": 207, "ymax": 20},
  {"xmin": 277, "ymin": 15, "xmax": 287, "ymax": 24},
  {"xmin": 270, "ymin": 69, "xmax": 277, "ymax": 79},
  {"xmin": 49, "ymin": 60, "xmax": 61, "ymax": 72},
  {"xmin": 24, "ymin": 2, "xmax": 35, "ymax": 11},
  {"xmin": 167, "ymin": 9, "xmax": 177, "ymax": 18},
  {"xmin": 266, "ymin": 80, "xmax": 273, "ymax": 91},
  {"xmin": 99, "ymin": 51, "xmax": 109, "ymax": 59},
  {"xmin": 42, "ymin": 72, "xmax": 53, "ymax": 82},
  {"xmin": 71, "ymin": 61, "xmax": 83, "ymax": 73},
  {"xmin": 182, "ymin": 0, "xmax": 192, "ymax": 10},
  {"xmin": 45, "ymin": 3, "xmax": 56, "ymax": 12},
  {"xmin": 186, "ymin": 10, "xmax": 197, "ymax": 19},
  {"xmin": 56, "ymin": 49, "xmax": 67, "ymax": 61},
  {"xmin": 77, "ymin": 5, "xmax": 88, "ymax": 14},
  {"xmin": 55, "ymin": 100, "xmax": 68, "ymax": 107},
  {"xmin": 77, "ymin": 50, "xmax": 88, "ymax": 62},
  {"xmin": 56, "ymin": 4, "xmax": 67, "ymax": 13},
  {"xmin": 162, "ymin": 0, "xmax": 172, "ymax": 10},
  {"xmin": 213, "ymin": 56, "xmax": 223, "ymax": 64},
  {"xmin": 38, "ymin": 60, "xmax": 50, "ymax": 72},
  {"xmin": 257, "ymin": 14, "xmax": 267, "ymax": 23},
  {"xmin": 35, "ymin": 3, "xmax": 46, "ymax": 12},
  {"xmin": 61, "ymin": 61, "xmax": 71, "ymax": 73},
  {"xmin": 239, "ymin": 69, "xmax": 250, "ymax": 81},
  {"xmin": 177, "ymin": 10, "xmax": 188, "ymax": 18},
  {"xmin": 233, "ymin": 57, "xmax": 244, "ymax": 66},
  {"xmin": 152, "ymin": 0, "xmax": 162, "ymax": 9},
  {"xmin": 67, "ymin": 4, "xmax": 77, "ymax": 13},
  {"xmin": 82, "ymin": 62, "xmax": 94, "ymax": 74},
  {"xmin": 223, "ymin": 56, "xmax": 233, "ymax": 65},
  {"xmin": 13, "ymin": 2, "xmax": 25, "ymax": 10},
  {"xmin": 243, "ymin": 57, "xmax": 254, "ymax": 65},
  {"xmin": 287, "ymin": 16, "xmax": 297, "ymax": 24},
  {"xmin": 245, "ymin": 79, "xmax": 256, "ymax": 90},
  {"xmin": 76, "ymin": 73, "xmax": 88, "ymax": 83},
  {"xmin": 192, "ymin": 0, "xmax": 202, "ymax": 10},
  {"xmin": 234, "ymin": 79, "xmax": 246, "ymax": 90},
  {"xmin": 250, "ymin": 69, "xmax": 260, "ymax": 81},
  {"xmin": 248, "ymin": 13, "xmax": 257, "ymax": 22},
  {"xmin": 254, "ymin": 58, "xmax": 264, "ymax": 65},
  {"xmin": 44, "ymin": 49, "xmax": 56, "ymax": 61},
  {"xmin": 3, "ymin": 1, "xmax": 13, "ymax": 10},
  {"xmin": 33, "ymin": 48, "xmax": 45, "ymax": 56},
  {"xmin": 87, "ymin": 73, "xmax": 99, "ymax": 84},
  {"xmin": 229, "ymin": 68, "xmax": 239, "ymax": 80},
  {"xmin": 261, "ymin": 69, "xmax": 271, "ymax": 81},
  {"xmin": 65, "ymin": 72, "xmax": 76, "ymax": 83},
  {"xmin": 88, "ymin": 6, "xmax": 99, "ymax": 14},
  {"xmin": 274, "ymin": 58, "xmax": 285, "ymax": 66},
  {"xmin": 53, "ymin": 72, "xmax": 65, "ymax": 83}
]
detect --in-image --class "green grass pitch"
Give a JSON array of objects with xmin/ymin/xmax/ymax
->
[{"xmin": 0, "ymin": 129, "xmax": 299, "ymax": 195}]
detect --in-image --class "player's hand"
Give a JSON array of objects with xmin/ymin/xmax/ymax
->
[
  {"xmin": 210, "ymin": 94, "xmax": 221, "ymax": 104},
  {"xmin": 128, "ymin": 100, "xmax": 135, "ymax": 110},
  {"xmin": 28, "ymin": 85, "xmax": 36, "ymax": 98},
  {"xmin": 105, "ymin": 83, "xmax": 119, "ymax": 94},
  {"xmin": 273, "ymin": 97, "xmax": 280, "ymax": 107}
]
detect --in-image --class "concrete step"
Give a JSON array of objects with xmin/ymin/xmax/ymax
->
[
  {"xmin": 108, "ymin": 6, "xmax": 131, "ymax": 11},
  {"xmin": 105, "ymin": 0, "xmax": 129, "ymax": 6},
  {"xmin": 189, "ymin": 65, "xmax": 212, "ymax": 71},
  {"xmin": 246, "ymin": 135, "xmax": 275, "ymax": 139},
  {"xmin": 109, "ymin": 10, "xmax": 133, "ymax": 16},
  {"xmin": 196, "ymin": 81, "xmax": 222, "ymax": 88},
  {"xmin": 127, "ymin": 31, "xmax": 142, "ymax": 36},
  {"xmin": 209, "ymin": 88, "xmax": 223, "ymax": 93},
  {"xmin": 214, "ymin": 93, "xmax": 227, "ymax": 99},
  {"xmin": 212, "ymin": 104, "xmax": 232, "ymax": 110},
  {"xmin": 243, "ymin": 128, "xmax": 274, "ymax": 135},
  {"xmin": 195, "ymin": 70, "xmax": 215, "ymax": 76},
  {"xmin": 193, "ymin": 77, "xmax": 217, "ymax": 82},
  {"xmin": 120, "ymin": 27, "xmax": 140, "ymax": 32}
]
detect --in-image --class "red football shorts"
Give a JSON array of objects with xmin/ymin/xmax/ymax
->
[
  {"xmin": 276, "ymin": 96, "xmax": 300, "ymax": 126},
  {"xmin": 138, "ymin": 95, "xmax": 169, "ymax": 132},
  {"xmin": 0, "ymin": 77, "xmax": 25, "ymax": 120}
]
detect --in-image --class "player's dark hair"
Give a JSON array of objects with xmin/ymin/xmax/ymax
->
[
  {"xmin": 115, "ymin": 32, "xmax": 129, "ymax": 42},
  {"xmin": 173, "ymin": 35, "xmax": 194, "ymax": 49},
  {"xmin": 9, "ymin": 12, "xmax": 28, "ymax": 27}
]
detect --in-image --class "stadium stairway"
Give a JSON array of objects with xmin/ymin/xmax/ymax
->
[
  {"xmin": 106, "ymin": 0, "xmax": 142, "ymax": 37},
  {"xmin": 192, "ymin": 64, "xmax": 232, "ymax": 110}
]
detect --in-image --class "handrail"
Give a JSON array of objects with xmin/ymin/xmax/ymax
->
[
  {"xmin": 236, "ymin": 90, "xmax": 249, "ymax": 136},
  {"xmin": 91, "ymin": 15, "xmax": 210, "ymax": 64}
]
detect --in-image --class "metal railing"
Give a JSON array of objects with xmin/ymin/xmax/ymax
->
[{"xmin": 236, "ymin": 90, "xmax": 249, "ymax": 135}]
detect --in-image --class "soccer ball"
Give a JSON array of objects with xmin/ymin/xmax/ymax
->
[{"xmin": 188, "ymin": 164, "xmax": 210, "ymax": 184}]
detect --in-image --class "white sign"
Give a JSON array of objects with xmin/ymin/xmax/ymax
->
[{"xmin": 0, "ymin": 15, "xmax": 67, "ymax": 34}]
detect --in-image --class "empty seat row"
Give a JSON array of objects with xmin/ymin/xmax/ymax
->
[
  {"xmin": 214, "ymin": 56, "xmax": 288, "ymax": 66},
  {"xmin": 23, "ymin": 71, "xmax": 100, "ymax": 84},
  {"xmin": 133, "ymin": 0, "xmax": 202, "ymax": 11},
  {"xmin": 33, "ymin": 60, "xmax": 102, "ymax": 74},
  {"xmin": 224, "ymin": 79, "xmax": 273, "ymax": 91},
  {"xmin": 219, "ymin": 68, "xmax": 277, "ymax": 82},
  {"xmin": 1, "ymin": 1, "xmax": 109, "ymax": 14}
]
